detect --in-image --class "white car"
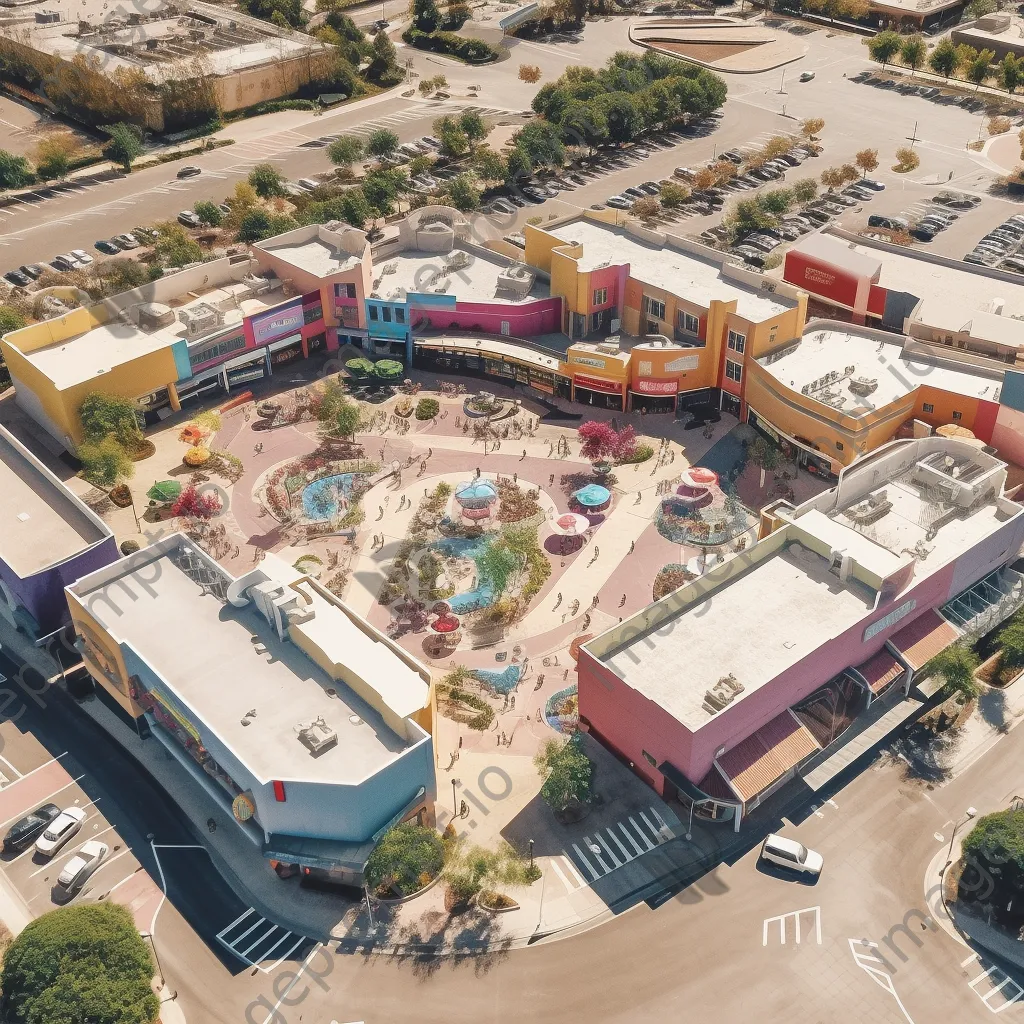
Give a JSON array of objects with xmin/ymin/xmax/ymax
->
[
  {"xmin": 57, "ymin": 840, "xmax": 108, "ymax": 890},
  {"xmin": 296, "ymin": 178, "xmax": 320, "ymax": 191},
  {"xmin": 177, "ymin": 210, "xmax": 201, "ymax": 228},
  {"xmin": 34, "ymin": 806, "xmax": 86, "ymax": 857},
  {"xmin": 760, "ymin": 834, "xmax": 823, "ymax": 878},
  {"xmin": 112, "ymin": 233, "xmax": 140, "ymax": 249},
  {"xmin": 70, "ymin": 249, "xmax": 93, "ymax": 265}
]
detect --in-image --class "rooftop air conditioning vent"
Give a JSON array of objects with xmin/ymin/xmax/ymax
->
[{"xmin": 296, "ymin": 716, "xmax": 338, "ymax": 755}]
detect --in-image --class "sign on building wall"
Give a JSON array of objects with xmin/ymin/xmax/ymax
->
[
  {"xmin": 251, "ymin": 300, "xmax": 304, "ymax": 345},
  {"xmin": 572, "ymin": 355, "xmax": 606, "ymax": 369},
  {"xmin": 864, "ymin": 598, "xmax": 917, "ymax": 642},
  {"xmin": 665, "ymin": 355, "xmax": 701, "ymax": 372},
  {"xmin": 634, "ymin": 378, "xmax": 679, "ymax": 395}
]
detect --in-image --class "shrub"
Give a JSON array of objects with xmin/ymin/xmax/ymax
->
[
  {"xmin": 79, "ymin": 437, "xmax": 134, "ymax": 487},
  {"xmin": 618, "ymin": 442, "xmax": 653, "ymax": 465},
  {"xmin": 893, "ymin": 146, "xmax": 920, "ymax": 173},
  {"xmin": 415, "ymin": 397, "xmax": 440, "ymax": 420},
  {"xmin": 183, "ymin": 445, "xmax": 211, "ymax": 467},
  {"xmin": 401, "ymin": 26, "xmax": 499, "ymax": 63},
  {"xmin": 535, "ymin": 734, "xmax": 592, "ymax": 811},
  {"xmin": 364, "ymin": 822, "xmax": 445, "ymax": 897},
  {"xmin": 120, "ymin": 540, "xmax": 140, "ymax": 556}
]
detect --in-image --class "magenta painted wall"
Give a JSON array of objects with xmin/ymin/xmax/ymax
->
[
  {"xmin": 586, "ymin": 264, "xmax": 622, "ymax": 315},
  {"xmin": 992, "ymin": 406, "xmax": 1024, "ymax": 468},
  {"xmin": 410, "ymin": 297, "xmax": 562, "ymax": 336},
  {"xmin": 578, "ymin": 529, "xmax": 1024, "ymax": 793}
]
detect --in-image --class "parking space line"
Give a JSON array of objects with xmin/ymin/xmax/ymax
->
[
  {"xmin": 100, "ymin": 866, "xmax": 144, "ymax": 897},
  {"xmin": 0, "ymin": 755, "xmax": 23, "ymax": 781}
]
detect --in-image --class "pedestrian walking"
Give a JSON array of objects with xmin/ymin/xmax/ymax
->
[
  {"xmin": 630, "ymin": 540, "xmax": 635, "ymax": 554},
  {"xmin": 635, "ymin": 492, "xmax": 642, "ymax": 504},
  {"xmin": 521, "ymin": 449, "xmax": 527, "ymax": 461}
]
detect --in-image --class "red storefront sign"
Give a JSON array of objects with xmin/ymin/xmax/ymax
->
[
  {"xmin": 784, "ymin": 251, "xmax": 861, "ymax": 310},
  {"xmin": 633, "ymin": 377, "xmax": 678, "ymax": 395},
  {"xmin": 574, "ymin": 373, "xmax": 623, "ymax": 394}
]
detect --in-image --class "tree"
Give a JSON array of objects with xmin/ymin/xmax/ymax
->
[
  {"xmin": 747, "ymin": 435, "xmax": 782, "ymax": 488},
  {"xmin": 631, "ymin": 196, "xmax": 660, "ymax": 220},
  {"xmin": 597, "ymin": 92, "xmax": 645, "ymax": 144},
  {"xmin": 535, "ymin": 734, "xmax": 592, "ymax": 812},
  {"xmin": 366, "ymin": 127, "xmax": 400, "ymax": 161},
  {"xmin": 855, "ymin": 148, "xmax": 879, "ymax": 176},
  {"xmin": 893, "ymin": 146, "xmax": 920, "ymax": 172},
  {"xmin": 445, "ymin": 172, "xmax": 480, "ymax": 212},
  {"xmin": 368, "ymin": 29, "xmax": 400, "ymax": 81},
  {"xmin": 964, "ymin": 0, "xmax": 999, "ymax": 17},
  {"xmin": 361, "ymin": 169, "xmax": 403, "ymax": 215},
  {"xmin": 820, "ymin": 165, "xmax": 846, "ymax": 191},
  {"xmin": 459, "ymin": 109, "xmax": 487, "ymax": 152},
  {"xmin": 999, "ymin": 54, "xmax": 1023, "ymax": 94},
  {"xmin": 0, "ymin": 150, "xmax": 33, "ymax": 189},
  {"xmin": 759, "ymin": 188, "xmax": 793, "ymax": 215},
  {"xmin": 193, "ymin": 200, "xmax": 222, "ymax": 227},
  {"xmin": 248, "ymin": 162, "xmax": 288, "ymax": 198},
  {"xmin": 559, "ymin": 100, "xmax": 608, "ymax": 152},
  {"xmin": 373, "ymin": 358, "xmax": 404, "ymax": 380},
  {"xmin": 839, "ymin": 163, "xmax": 860, "ymax": 184},
  {"xmin": 578, "ymin": 420, "xmax": 620, "ymax": 462},
  {"xmin": 411, "ymin": 0, "xmax": 441, "ymax": 32},
  {"xmin": 792, "ymin": 177, "xmax": 819, "ymax": 203},
  {"xmin": 473, "ymin": 147, "xmax": 507, "ymax": 184},
  {"xmin": 339, "ymin": 187, "xmax": 374, "ymax": 228},
  {"xmin": 237, "ymin": 209, "xmax": 298, "ymax": 242},
  {"xmin": 513, "ymin": 120, "xmax": 564, "ymax": 168},
  {"xmin": 900, "ymin": 36, "xmax": 926, "ymax": 75},
  {"xmin": 999, "ymin": 618, "xmax": 1024, "ymax": 672},
  {"xmin": 961, "ymin": 809, "xmax": 1024, "ymax": 909},
  {"xmin": 316, "ymin": 380, "xmax": 362, "ymax": 437},
  {"xmin": 728, "ymin": 197, "xmax": 778, "ymax": 235},
  {"xmin": 801, "ymin": 117, "xmax": 825, "ymax": 140},
  {"xmin": 867, "ymin": 29, "xmax": 901, "ymax": 70},
  {"xmin": 96, "ymin": 258, "xmax": 147, "ymax": 294},
  {"xmin": 476, "ymin": 541, "xmax": 523, "ymax": 595},
  {"xmin": 505, "ymin": 146, "xmax": 533, "ymax": 183},
  {"xmin": 691, "ymin": 167, "xmax": 718, "ymax": 192},
  {"xmin": 327, "ymin": 135, "xmax": 364, "ymax": 173},
  {"xmin": 34, "ymin": 136, "xmax": 79, "ymax": 181},
  {"xmin": 434, "ymin": 115, "xmax": 469, "ymax": 157},
  {"xmin": 365, "ymin": 822, "xmax": 444, "ymax": 897},
  {"xmin": 519, "ymin": 64, "xmax": 541, "ymax": 83},
  {"xmin": 1, "ymin": 903, "xmax": 158, "ymax": 1024},
  {"xmin": 928, "ymin": 37, "xmax": 959, "ymax": 80},
  {"xmin": 659, "ymin": 181, "xmax": 690, "ymax": 208},
  {"xmin": 926, "ymin": 644, "xmax": 980, "ymax": 702},
  {"xmin": 0, "ymin": 306, "xmax": 27, "ymax": 335},
  {"xmin": 172, "ymin": 482, "xmax": 222, "ymax": 520},
  {"xmin": 964, "ymin": 48, "xmax": 995, "ymax": 90},
  {"xmin": 78, "ymin": 436, "xmax": 135, "ymax": 487},
  {"xmin": 79, "ymin": 392, "xmax": 142, "ymax": 448},
  {"xmin": 153, "ymin": 222, "xmax": 203, "ymax": 266},
  {"xmin": 101, "ymin": 122, "xmax": 144, "ymax": 171}
]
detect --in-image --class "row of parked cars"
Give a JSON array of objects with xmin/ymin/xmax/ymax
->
[
  {"xmin": 3, "ymin": 802, "xmax": 108, "ymax": 892},
  {"xmin": 964, "ymin": 213, "xmax": 1024, "ymax": 274},
  {"xmin": 850, "ymin": 69, "xmax": 990, "ymax": 111},
  {"xmin": 868, "ymin": 192, "xmax": 980, "ymax": 244},
  {"xmin": 3, "ymin": 229, "xmax": 159, "ymax": 286}
]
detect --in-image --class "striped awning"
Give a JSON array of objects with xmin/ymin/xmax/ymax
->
[
  {"xmin": 716, "ymin": 711, "xmax": 821, "ymax": 804},
  {"xmin": 851, "ymin": 650, "xmax": 905, "ymax": 695},
  {"xmin": 887, "ymin": 610, "xmax": 960, "ymax": 672}
]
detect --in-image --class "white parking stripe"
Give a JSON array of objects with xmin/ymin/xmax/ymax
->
[
  {"xmin": 230, "ymin": 914, "xmax": 269, "ymax": 947},
  {"xmin": 240, "ymin": 924, "xmax": 279, "ymax": 958}
]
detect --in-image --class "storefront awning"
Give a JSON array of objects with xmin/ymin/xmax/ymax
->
[
  {"xmin": 262, "ymin": 834, "xmax": 375, "ymax": 872},
  {"xmin": 886, "ymin": 609, "xmax": 960, "ymax": 672},
  {"xmin": 574, "ymin": 372, "xmax": 623, "ymax": 393},
  {"xmin": 849, "ymin": 649, "xmax": 905, "ymax": 695},
  {"xmin": 716, "ymin": 711, "xmax": 821, "ymax": 804},
  {"xmin": 658, "ymin": 760, "xmax": 721, "ymax": 805}
]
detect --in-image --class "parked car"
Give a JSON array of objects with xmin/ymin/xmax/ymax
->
[
  {"xmin": 176, "ymin": 165, "xmax": 201, "ymax": 179},
  {"xmin": 3, "ymin": 804, "xmax": 61, "ymax": 853},
  {"xmin": 803, "ymin": 209, "xmax": 832, "ymax": 226},
  {"xmin": 909, "ymin": 227, "xmax": 936, "ymax": 242},
  {"xmin": 177, "ymin": 210, "xmax": 201, "ymax": 228},
  {"xmin": 744, "ymin": 235, "xmax": 780, "ymax": 253},
  {"xmin": 370, "ymin": 18, "xmax": 389, "ymax": 30},
  {"xmin": 674, "ymin": 167, "xmax": 695, "ymax": 180},
  {"xmin": 490, "ymin": 198, "xmax": 516, "ymax": 215},
  {"xmin": 3, "ymin": 270, "xmax": 30, "ymax": 287},
  {"xmin": 721, "ymin": 150, "xmax": 744, "ymax": 164},
  {"xmin": 94, "ymin": 239, "xmax": 121, "ymax": 255},
  {"xmin": 133, "ymin": 227, "xmax": 159, "ymax": 241},
  {"xmin": 296, "ymin": 178, "xmax": 320, "ymax": 191},
  {"xmin": 607, "ymin": 196, "xmax": 631, "ymax": 209},
  {"xmin": 34, "ymin": 806, "xmax": 87, "ymax": 857},
  {"xmin": 639, "ymin": 181, "xmax": 661, "ymax": 194},
  {"xmin": 1000, "ymin": 258, "xmax": 1024, "ymax": 273},
  {"xmin": 112, "ymin": 233, "xmax": 141, "ymax": 249},
  {"xmin": 50, "ymin": 254, "xmax": 78, "ymax": 271},
  {"xmin": 799, "ymin": 71, "xmax": 816, "ymax": 82},
  {"xmin": 419, "ymin": 136, "xmax": 441, "ymax": 149},
  {"xmin": 57, "ymin": 840, "xmax": 109, "ymax": 890},
  {"xmin": 731, "ymin": 246, "xmax": 766, "ymax": 267},
  {"xmin": 868, "ymin": 214, "xmax": 908, "ymax": 231},
  {"xmin": 775, "ymin": 153, "xmax": 801, "ymax": 167},
  {"xmin": 760, "ymin": 834, "xmax": 823, "ymax": 878},
  {"xmin": 827, "ymin": 193, "xmax": 858, "ymax": 208},
  {"xmin": 70, "ymin": 249, "xmax": 93, "ymax": 265},
  {"xmin": 19, "ymin": 264, "xmax": 43, "ymax": 279}
]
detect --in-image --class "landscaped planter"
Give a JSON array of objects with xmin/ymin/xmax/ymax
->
[
  {"xmin": 975, "ymin": 649, "xmax": 1024, "ymax": 689},
  {"xmin": 476, "ymin": 892, "xmax": 520, "ymax": 914},
  {"xmin": 374, "ymin": 871, "xmax": 443, "ymax": 905}
]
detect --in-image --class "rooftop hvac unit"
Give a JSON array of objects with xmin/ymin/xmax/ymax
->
[{"xmin": 296, "ymin": 716, "xmax": 337, "ymax": 756}]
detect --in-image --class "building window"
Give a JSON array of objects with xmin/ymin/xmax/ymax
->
[
  {"xmin": 727, "ymin": 330, "xmax": 746, "ymax": 354},
  {"xmin": 369, "ymin": 306, "xmax": 379, "ymax": 322},
  {"xmin": 642, "ymin": 750, "xmax": 657, "ymax": 767},
  {"xmin": 725, "ymin": 359, "xmax": 743, "ymax": 383},
  {"xmin": 382, "ymin": 307, "xmax": 392, "ymax": 323},
  {"xmin": 644, "ymin": 296, "xmax": 666, "ymax": 321},
  {"xmin": 593, "ymin": 287, "xmax": 607, "ymax": 306},
  {"xmin": 922, "ymin": 402, "xmax": 934, "ymax": 413},
  {"xmin": 335, "ymin": 282, "xmax": 356, "ymax": 299},
  {"xmin": 953, "ymin": 410, "xmax": 963, "ymax": 421},
  {"xmin": 591, "ymin": 311, "xmax": 602, "ymax": 333},
  {"xmin": 395, "ymin": 307, "xmax": 405, "ymax": 324},
  {"xmin": 679, "ymin": 312, "xmax": 699, "ymax": 334},
  {"xmin": 769, "ymin": 327, "xmax": 777, "ymax": 343},
  {"xmin": 836, "ymin": 441, "xmax": 844, "ymax": 451},
  {"xmin": 302, "ymin": 304, "xmax": 323, "ymax": 325},
  {"xmin": 188, "ymin": 333, "xmax": 245, "ymax": 368}
]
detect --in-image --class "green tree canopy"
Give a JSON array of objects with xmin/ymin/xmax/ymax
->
[
  {"xmin": 193, "ymin": 200, "xmax": 222, "ymax": 227},
  {"xmin": 411, "ymin": 0, "xmax": 441, "ymax": 32},
  {"xmin": 101, "ymin": 123, "xmax": 144, "ymax": 172},
  {"xmin": 458, "ymin": 109, "xmax": 487, "ymax": 150},
  {"xmin": 327, "ymin": 135, "xmax": 364, "ymax": 170},
  {"xmin": 445, "ymin": 172, "xmax": 480, "ymax": 212},
  {"xmin": 237, "ymin": 209, "xmax": 298, "ymax": 242},
  {"xmin": 999, "ymin": 53, "xmax": 1023, "ymax": 94},
  {"xmin": 998, "ymin": 617, "xmax": 1024, "ymax": 671},
  {"xmin": 248, "ymin": 162, "xmax": 288, "ymax": 198},
  {"xmin": 79, "ymin": 392, "xmax": 142, "ymax": 447},
  {"xmin": 928, "ymin": 37, "xmax": 959, "ymax": 79},
  {"xmin": 0, "ymin": 305, "xmax": 27, "ymax": 336},
  {"xmin": 926, "ymin": 644, "xmax": 980, "ymax": 702},
  {"xmin": 900, "ymin": 35, "xmax": 927, "ymax": 73},
  {"xmin": 473, "ymin": 146, "xmax": 508, "ymax": 183},
  {"xmin": 535, "ymin": 734, "xmax": 593, "ymax": 811},
  {"xmin": 153, "ymin": 222, "xmax": 202, "ymax": 267},
  {"xmin": 0, "ymin": 150, "xmax": 33, "ymax": 190},
  {"xmin": 365, "ymin": 127, "xmax": 400, "ymax": 160},
  {"xmin": 367, "ymin": 29, "xmax": 400, "ymax": 81},
  {"xmin": 97, "ymin": 258, "xmax": 147, "ymax": 294},
  {"xmin": 373, "ymin": 358, "xmax": 404, "ymax": 380},
  {"xmin": 1, "ymin": 903, "xmax": 157, "ymax": 1024},
  {"xmin": 513, "ymin": 120, "xmax": 565, "ymax": 168}
]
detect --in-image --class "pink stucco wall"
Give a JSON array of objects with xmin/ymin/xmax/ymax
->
[
  {"xmin": 586, "ymin": 264, "xmax": 623, "ymax": 315},
  {"xmin": 411, "ymin": 297, "xmax": 562, "ymax": 337},
  {"xmin": 579, "ymin": 526, "xmax": 1024, "ymax": 792},
  {"xmin": 992, "ymin": 406, "xmax": 1024, "ymax": 468}
]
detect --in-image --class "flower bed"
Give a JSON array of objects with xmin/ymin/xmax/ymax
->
[
  {"xmin": 544, "ymin": 684, "xmax": 578, "ymax": 733},
  {"xmin": 653, "ymin": 563, "xmax": 698, "ymax": 601}
]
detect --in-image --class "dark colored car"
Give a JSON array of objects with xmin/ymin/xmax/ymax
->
[
  {"xmin": 95, "ymin": 239, "xmax": 121, "ymax": 255},
  {"xmin": 3, "ymin": 803, "xmax": 60, "ymax": 853},
  {"xmin": 3, "ymin": 270, "xmax": 30, "ymax": 288},
  {"xmin": 176, "ymin": 165, "xmax": 202, "ymax": 179},
  {"xmin": 19, "ymin": 264, "xmax": 43, "ymax": 280}
]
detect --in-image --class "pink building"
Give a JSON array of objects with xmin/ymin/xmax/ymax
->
[{"xmin": 578, "ymin": 436, "xmax": 1024, "ymax": 830}]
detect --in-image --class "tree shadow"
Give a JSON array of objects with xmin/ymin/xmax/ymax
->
[
  {"xmin": 978, "ymin": 685, "xmax": 1010, "ymax": 733},
  {"xmin": 884, "ymin": 725, "xmax": 958, "ymax": 784}
]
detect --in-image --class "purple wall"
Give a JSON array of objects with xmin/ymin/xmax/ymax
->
[{"xmin": 0, "ymin": 536, "xmax": 119, "ymax": 638}]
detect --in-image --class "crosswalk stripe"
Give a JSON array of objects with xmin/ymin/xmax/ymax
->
[
  {"xmin": 240, "ymin": 924, "xmax": 279, "ymax": 958},
  {"xmin": 606, "ymin": 827, "xmax": 633, "ymax": 862},
  {"xmin": 629, "ymin": 815, "xmax": 655, "ymax": 850},
  {"xmin": 550, "ymin": 858, "xmax": 575, "ymax": 892},
  {"xmin": 639, "ymin": 809, "xmax": 660, "ymax": 838},
  {"xmin": 571, "ymin": 842, "xmax": 599, "ymax": 880},
  {"xmin": 560, "ymin": 854, "xmax": 586, "ymax": 887},
  {"xmin": 618, "ymin": 821, "xmax": 644, "ymax": 856},
  {"xmin": 594, "ymin": 832, "xmax": 621, "ymax": 868}
]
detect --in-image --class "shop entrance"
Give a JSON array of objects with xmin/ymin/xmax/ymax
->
[{"xmin": 720, "ymin": 392, "xmax": 740, "ymax": 417}]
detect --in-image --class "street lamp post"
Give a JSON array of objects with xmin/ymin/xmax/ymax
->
[
  {"xmin": 139, "ymin": 931, "xmax": 165, "ymax": 989},
  {"xmin": 946, "ymin": 807, "xmax": 978, "ymax": 866},
  {"xmin": 528, "ymin": 838, "xmax": 534, "ymax": 868},
  {"xmin": 452, "ymin": 777, "xmax": 460, "ymax": 818}
]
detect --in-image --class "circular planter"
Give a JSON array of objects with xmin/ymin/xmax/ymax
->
[{"xmin": 373, "ymin": 870, "xmax": 443, "ymax": 905}]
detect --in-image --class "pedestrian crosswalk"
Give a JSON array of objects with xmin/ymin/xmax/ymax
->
[
  {"xmin": 216, "ymin": 908, "xmax": 313, "ymax": 973},
  {"xmin": 554, "ymin": 806, "xmax": 674, "ymax": 891}
]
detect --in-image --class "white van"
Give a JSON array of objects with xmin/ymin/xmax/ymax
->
[{"xmin": 759, "ymin": 834, "xmax": 823, "ymax": 878}]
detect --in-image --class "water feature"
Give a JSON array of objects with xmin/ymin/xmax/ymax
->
[
  {"xmin": 429, "ymin": 535, "xmax": 496, "ymax": 614},
  {"xmin": 302, "ymin": 473, "xmax": 362, "ymax": 520},
  {"xmin": 472, "ymin": 664, "xmax": 521, "ymax": 695}
]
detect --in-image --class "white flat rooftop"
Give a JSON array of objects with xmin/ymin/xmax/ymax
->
[
  {"xmin": 416, "ymin": 335, "xmax": 562, "ymax": 371},
  {"xmin": 600, "ymin": 544, "xmax": 876, "ymax": 731},
  {"xmin": 376, "ymin": 250, "xmax": 549, "ymax": 305},
  {"xmin": 26, "ymin": 282, "xmax": 287, "ymax": 391},
  {"xmin": 76, "ymin": 555, "xmax": 413, "ymax": 784},
  {"xmin": 0, "ymin": 431, "xmax": 108, "ymax": 578},
  {"xmin": 547, "ymin": 219, "xmax": 795, "ymax": 321},
  {"xmin": 258, "ymin": 238, "xmax": 362, "ymax": 278},
  {"xmin": 759, "ymin": 328, "xmax": 1003, "ymax": 416}
]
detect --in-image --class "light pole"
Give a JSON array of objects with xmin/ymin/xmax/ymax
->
[
  {"xmin": 528, "ymin": 838, "xmax": 534, "ymax": 868},
  {"xmin": 452, "ymin": 777, "xmax": 460, "ymax": 818},
  {"xmin": 946, "ymin": 806, "xmax": 978, "ymax": 866},
  {"xmin": 364, "ymin": 883, "xmax": 376, "ymax": 934},
  {"xmin": 778, "ymin": 68, "xmax": 786, "ymax": 95},
  {"xmin": 139, "ymin": 931, "xmax": 166, "ymax": 991},
  {"xmin": 686, "ymin": 800, "xmax": 695, "ymax": 842}
]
